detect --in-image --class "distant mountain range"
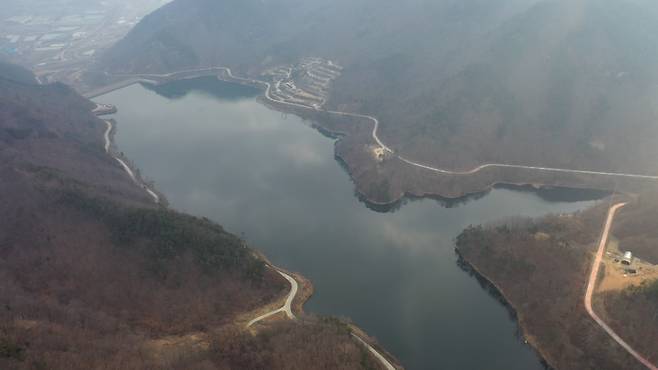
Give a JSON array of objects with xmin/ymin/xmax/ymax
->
[{"xmin": 97, "ymin": 0, "xmax": 658, "ymax": 177}]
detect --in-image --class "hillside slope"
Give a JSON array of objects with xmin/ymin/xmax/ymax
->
[
  {"xmin": 97, "ymin": 0, "xmax": 658, "ymax": 177},
  {"xmin": 0, "ymin": 65, "xmax": 385, "ymax": 369},
  {"xmin": 456, "ymin": 193, "xmax": 658, "ymax": 370}
]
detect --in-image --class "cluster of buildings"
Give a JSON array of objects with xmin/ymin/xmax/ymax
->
[
  {"xmin": 1, "ymin": 0, "xmax": 170, "ymax": 83},
  {"xmin": 264, "ymin": 57, "xmax": 343, "ymax": 110},
  {"xmin": 2, "ymin": 11, "xmax": 108, "ymax": 65}
]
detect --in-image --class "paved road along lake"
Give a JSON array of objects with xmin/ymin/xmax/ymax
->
[{"xmin": 97, "ymin": 76, "xmax": 605, "ymax": 370}]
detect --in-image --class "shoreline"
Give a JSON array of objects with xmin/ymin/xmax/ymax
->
[
  {"xmin": 101, "ymin": 119, "xmax": 163, "ymax": 205},
  {"xmin": 214, "ymin": 72, "xmax": 647, "ymax": 207},
  {"xmin": 455, "ymin": 250, "xmax": 555, "ymax": 370},
  {"xmin": 250, "ymin": 251, "xmax": 403, "ymax": 369},
  {"xmin": 95, "ymin": 104, "xmax": 403, "ymax": 368},
  {"xmin": 83, "ymin": 69, "xmax": 657, "ymax": 370},
  {"xmin": 333, "ymin": 151, "xmax": 610, "ymax": 212},
  {"xmin": 87, "ymin": 70, "xmax": 652, "ymax": 209}
]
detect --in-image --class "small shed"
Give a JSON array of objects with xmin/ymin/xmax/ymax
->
[{"xmin": 621, "ymin": 251, "xmax": 633, "ymax": 265}]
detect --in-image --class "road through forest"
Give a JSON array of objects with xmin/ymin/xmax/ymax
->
[
  {"xmin": 106, "ymin": 67, "xmax": 658, "ymax": 182},
  {"xmin": 103, "ymin": 120, "xmax": 160, "ymax": 203},
  {"xmin": 97, "ymin": 66, "xmax": 658, "ymax": 370},
  {"xmin": 585, "ymin": 203, "xmax": 657, "ymax": 370},
  {"xmin": 246, "ymin": 267, "xmax": 297, "ymax": 327}
]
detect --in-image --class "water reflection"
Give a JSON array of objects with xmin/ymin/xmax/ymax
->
[
  {"xmin": 363, "ymin": 184, "xmax": 609, "ymax": 213},
  {"xmin": 142, "ymin": 76, "xmax": 259, "ymax": 100},
  {"xmin": 97, "ymin": 78, "xmax": 605, "ymax": 370}
]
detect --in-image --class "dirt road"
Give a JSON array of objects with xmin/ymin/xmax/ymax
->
[{"xmin": 585, "ymin": 202, "xmax": 657, "ymax": 370}]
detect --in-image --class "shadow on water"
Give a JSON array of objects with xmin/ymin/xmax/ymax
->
[
  {"xmin": 141, "ymin": 76, "xmax": 259, "ymax": 100},
  {"xmin": 139, "ymin": 76, "xmax": 610, "ymax": 214},
  {"xmin": 496, "ymin": 184, "xmax": 610, "ymax": 203},
  {"xmin": 455, "ymin": 250, "xmax": 554, "ymax": 370},
  {"xmin": 328, "ymin": 126, "xmax": 610, "ymax": 213},
  {"xmin": 359, "ymin": 189, "xmax": 491, "ymax": 213},
  {"xmin": 100, "ymin": 77, "xmax": 608, "ymax": 370},
  {"xmin": 355, "ymin": 183, "xmax": 609, "ymax": 214}
]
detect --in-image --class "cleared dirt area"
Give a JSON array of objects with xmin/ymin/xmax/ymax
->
[
  {"xmin": 455, "ymin": 199, "xmax": 654, "ymax": 370},
  {"xmin": 599, "ymin": 238, "xmax": 658, "ymax": 293}
]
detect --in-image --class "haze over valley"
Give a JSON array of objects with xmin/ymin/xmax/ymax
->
[
  {"xmin": 2, "ymin": 1, "xmax": 658, "ymax": 369},
  {"xmin": 99, "ymin": 0, "xmax": 658, "ymax": 188}
]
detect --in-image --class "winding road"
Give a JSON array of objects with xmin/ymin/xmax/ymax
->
[
  {"xmin": 585, "ymin": 203, "xmax": 658, "ymax": 370},
  {"xmin": 219, "ymin": 67, "xmax": 394, "ymax": 154},
  {"xmin": 98, "ymin": 66, "xmax": 658, "ymax": 370},
  {"xmin": 243, "ymin": 66, "xmax": 658, "ymax": 179},
  {"xmin": 352, "ymin": 334, "xmax": 396, "ymax": 370},
  {"xmin": 245, "ymin": 266, "xmax": 398, "ymax": 369},
  {"xmin": 247, "ymin": 266, "xmax": 298, "ymax": 327},
  {"xmin": 104, "ymin": 66, "xmax": 658, "ymax": 182},
  {"xmin": 95, "ymin": 69, "xmax": 399, "ymax": 369},
  {"xmin": 103, "ymin": 120, "xmax": 160, "ymax": 204},
  {"xmin": 247, "ymin": 265, "xmax": 397, "ymax": 370}
]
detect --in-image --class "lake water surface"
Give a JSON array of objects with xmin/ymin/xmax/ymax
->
[{"xmin": 97, "ymin": 77, "xmax": 603, "ymax": 370}]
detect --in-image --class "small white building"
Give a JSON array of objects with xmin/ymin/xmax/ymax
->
[{"xmin": 621, "ymin": 251, "xmax": 633, "ymax": 265}]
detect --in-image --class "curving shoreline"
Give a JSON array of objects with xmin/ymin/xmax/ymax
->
[
  {"xmin": 584, "ymin": 203, "xmax": 657, "ymax": 370},
  {"xmin": 352, "ymin": 333, "xmax": 397, "ymax": 370},
  {"xmin": 244, "ymin": 260, "xmax": 401, "ymax": 370},
  {"xmin": 457, "ymin": 202, "xmax": 658, "ymax": 370},
  {"xmin": 100, "ymin": 66, "xmax": 658, "ymax": 181},
  {"xmin": 246, "ymin": 266, "xmax": 298, "ymax": 328},
  {"xmin": 87, "ymin": 67, "xmax": 658, "ymax": 208},
  {"xmin": 102, "ymin": 120, "xmax": 161, "ymax": 204},
  {"xmin": 94, "ymin": 92, "xmax": 401, "ymax": 370},
  {"xmin": 214, "ymin": 67, "xmax": 658, "ymax": 181},
  {"xmin": 88, "ymin": 71, "xmax": 643, "ymax": 370},
  {"xmin": 456, "ymin": 251, "xmax": 555, "ymax": 370}
]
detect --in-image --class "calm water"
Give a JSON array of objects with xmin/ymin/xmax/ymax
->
[{"xmin": 97, "ymin": 77, "xmax": 602, "ymax": 370}]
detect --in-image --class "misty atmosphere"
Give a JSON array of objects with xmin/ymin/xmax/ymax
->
[{"xmin": 1, "ymin": 0, "xmax": 658, "ymax": 369}]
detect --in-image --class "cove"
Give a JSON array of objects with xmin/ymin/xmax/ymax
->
[{"xmin": 96, "ymin": 76, "xmax": 603, "ymax": 370}]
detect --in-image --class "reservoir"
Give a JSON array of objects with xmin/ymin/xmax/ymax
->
[{"xmin": 97, "ymin": 77, "xmax": 602, "ymax": 370}]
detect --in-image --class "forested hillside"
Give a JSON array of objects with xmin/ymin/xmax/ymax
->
[
  {"xmin": 97, "ymin": 0, "xmax": 658, "ymax": 176},
  {"xmin": 456, "ymin": 192, "xmax": 658, "ymax": 369},
  {"xmin": 456, "ymin": 206, "xmax": 632, "ymax": 370},
  {"xmin": 0, "ymin": 64, "xmax": 384, "ymax": 369},
  {"xmin": 0, "ymin": 60, "xmax": 37, "ymax": 84}
]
